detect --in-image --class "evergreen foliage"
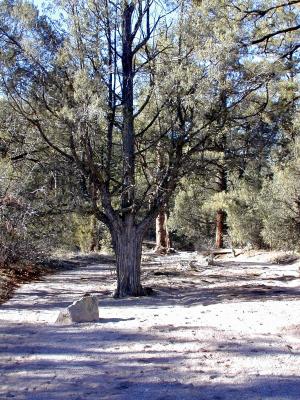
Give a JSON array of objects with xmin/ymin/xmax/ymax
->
[
  {"xmin": 0, "ymin": 0, "xmax": 299, "ymax": 292},
  {"xmin": 260, "ymin": 141, "xmax": 300, "ymax": 250}
]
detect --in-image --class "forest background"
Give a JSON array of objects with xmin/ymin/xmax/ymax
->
[{"xmin": 0, "ymin": 0, "xmax": 299, "ymax": 296}]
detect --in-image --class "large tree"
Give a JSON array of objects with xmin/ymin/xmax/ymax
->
[{"xmin": 0, "ymin": 0, "xmax": 211, "ymax": 296}]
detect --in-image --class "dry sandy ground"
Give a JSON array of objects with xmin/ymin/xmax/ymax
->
[{"xmin": 0, "ymin": 251, "xmax": 299, "ymax": 400}]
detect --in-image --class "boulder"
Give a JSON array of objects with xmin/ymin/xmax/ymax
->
[{"xmin": 56, "ymin": 294, "xmax": 99, "ymax": 324}]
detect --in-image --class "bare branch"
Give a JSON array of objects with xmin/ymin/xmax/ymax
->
[
  {"xmin": 245, "ymin": 1, "xmax": 300, "ymax": 18},
  {"xmin": 252, "ymin": 24, "xmax": 300, "ymax": 45}
]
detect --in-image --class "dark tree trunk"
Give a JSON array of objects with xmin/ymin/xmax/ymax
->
[
  {"xmin": 113, "ymin": 221, "xmax": 144, "ymax": 298},
  {"xmin": 215, "ymin": 209, "xmax": 226, "ymax": 249},
  {"xmin": 121, "ymin": 2, "xmax": 135, "ymax": 210},
  {"xmin": 90, "ymin": 216, "xmax": 100, "ymax": 252},
  {"xmin": 215, "ymin": 164, "xmax": 227, "ymax": 248},
  {"xmin": 109, "ymin": 3, "xmax": 144, "ymax": 298},
  {"xmin": 154, "ymin": 206, "xmax": 171, "ymax": 254}
]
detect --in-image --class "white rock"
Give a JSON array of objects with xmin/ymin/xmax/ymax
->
[{"xmin": 56, "ymin": 295, "xmax": 99, "ymax": 324}]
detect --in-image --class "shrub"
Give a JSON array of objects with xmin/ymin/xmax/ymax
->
[
  {"xmin": 0, "ymin": 194, "xmax": 39, "ymax": 266},
  {"xmin": 260, "ymin": 156, "xmax": 300, "ymax": 250}
]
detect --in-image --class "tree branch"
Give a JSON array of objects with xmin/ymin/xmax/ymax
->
[{"xmin": 252, "ymin": 24, "xmax": 300, "ymax": 45}]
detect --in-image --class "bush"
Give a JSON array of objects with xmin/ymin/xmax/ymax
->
[
  {"xmin": 0, "ymin": 194, "xmax": 40, "ymax": 266},
  {"xmin": 225, "ymin": 181, "xmax": 264, "ymax": 248},
  {"xmin": 260, "ymin": 153, "xmax": 300, "ymax": 250},
  {"xmin": 169, "ymin": 182, "xmax": 215, "ymax": 249}
]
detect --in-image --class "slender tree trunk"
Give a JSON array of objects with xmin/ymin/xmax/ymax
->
[
  {"xmin": 215, "ymin": 209, "xmax": 226, "ymax": 249},
  {"xmin": 90, "ymin": 216, "xmax": 100, "ymax": 252},
  {"xmin": 155, "ymin": 205, "xmax": 171, "ymax": 254},
  {"xmin": 215, "ymin": 164, "xmax": 227, "ymax": 248},
  {"xmin": 113, "ymin": 221, "xmax": 144, "ymax": 298}
]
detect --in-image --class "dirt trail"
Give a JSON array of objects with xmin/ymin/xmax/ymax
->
[{"xmin": 0, "ymin": 251, "xmax": 299, "ymax": 400}]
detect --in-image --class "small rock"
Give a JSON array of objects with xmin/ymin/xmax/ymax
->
[{"xmin": 56, "ymin": 295, "xmax": 99, "ymax": 324}]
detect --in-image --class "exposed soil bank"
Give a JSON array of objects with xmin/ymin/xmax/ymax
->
[{"xmin": 0, "ymin": 254, "xmax": 114, "ymax": 305}]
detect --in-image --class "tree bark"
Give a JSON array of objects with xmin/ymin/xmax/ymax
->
[
  {"xmin": 113, "ymin": 221, "xmax": 144, "ymax": 298},
  {"xmin": 154, "ymin": 206, "xmax": 171, "ymax": 254},
  {"xmin": 121, "ymin": 2, "xmax": 135, "ymax": 211},
  {"xmin": 215, "ymin": 163, "xmax": 227, "ymax": 249},
  {"xmin": 215, "ymin": 209, "xmax": 226, "ymax": 249},
  {"xmin": 90, "ymin": 216, "xmax": 100, "ymax": 252}
]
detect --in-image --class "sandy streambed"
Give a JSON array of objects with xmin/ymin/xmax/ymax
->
[{"xmin": 0, "ymin": 251, "xmax": 299, "ymax": 400}]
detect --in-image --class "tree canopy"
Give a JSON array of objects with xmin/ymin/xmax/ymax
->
[{"xmin": 0, "ymin": 0, "xmax": 299, "ymax": 296}]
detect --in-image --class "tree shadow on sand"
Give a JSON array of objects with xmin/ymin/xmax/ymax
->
[{"xmin": 0, "ymin": 322, "xmax": 299, "ymax": 399}]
